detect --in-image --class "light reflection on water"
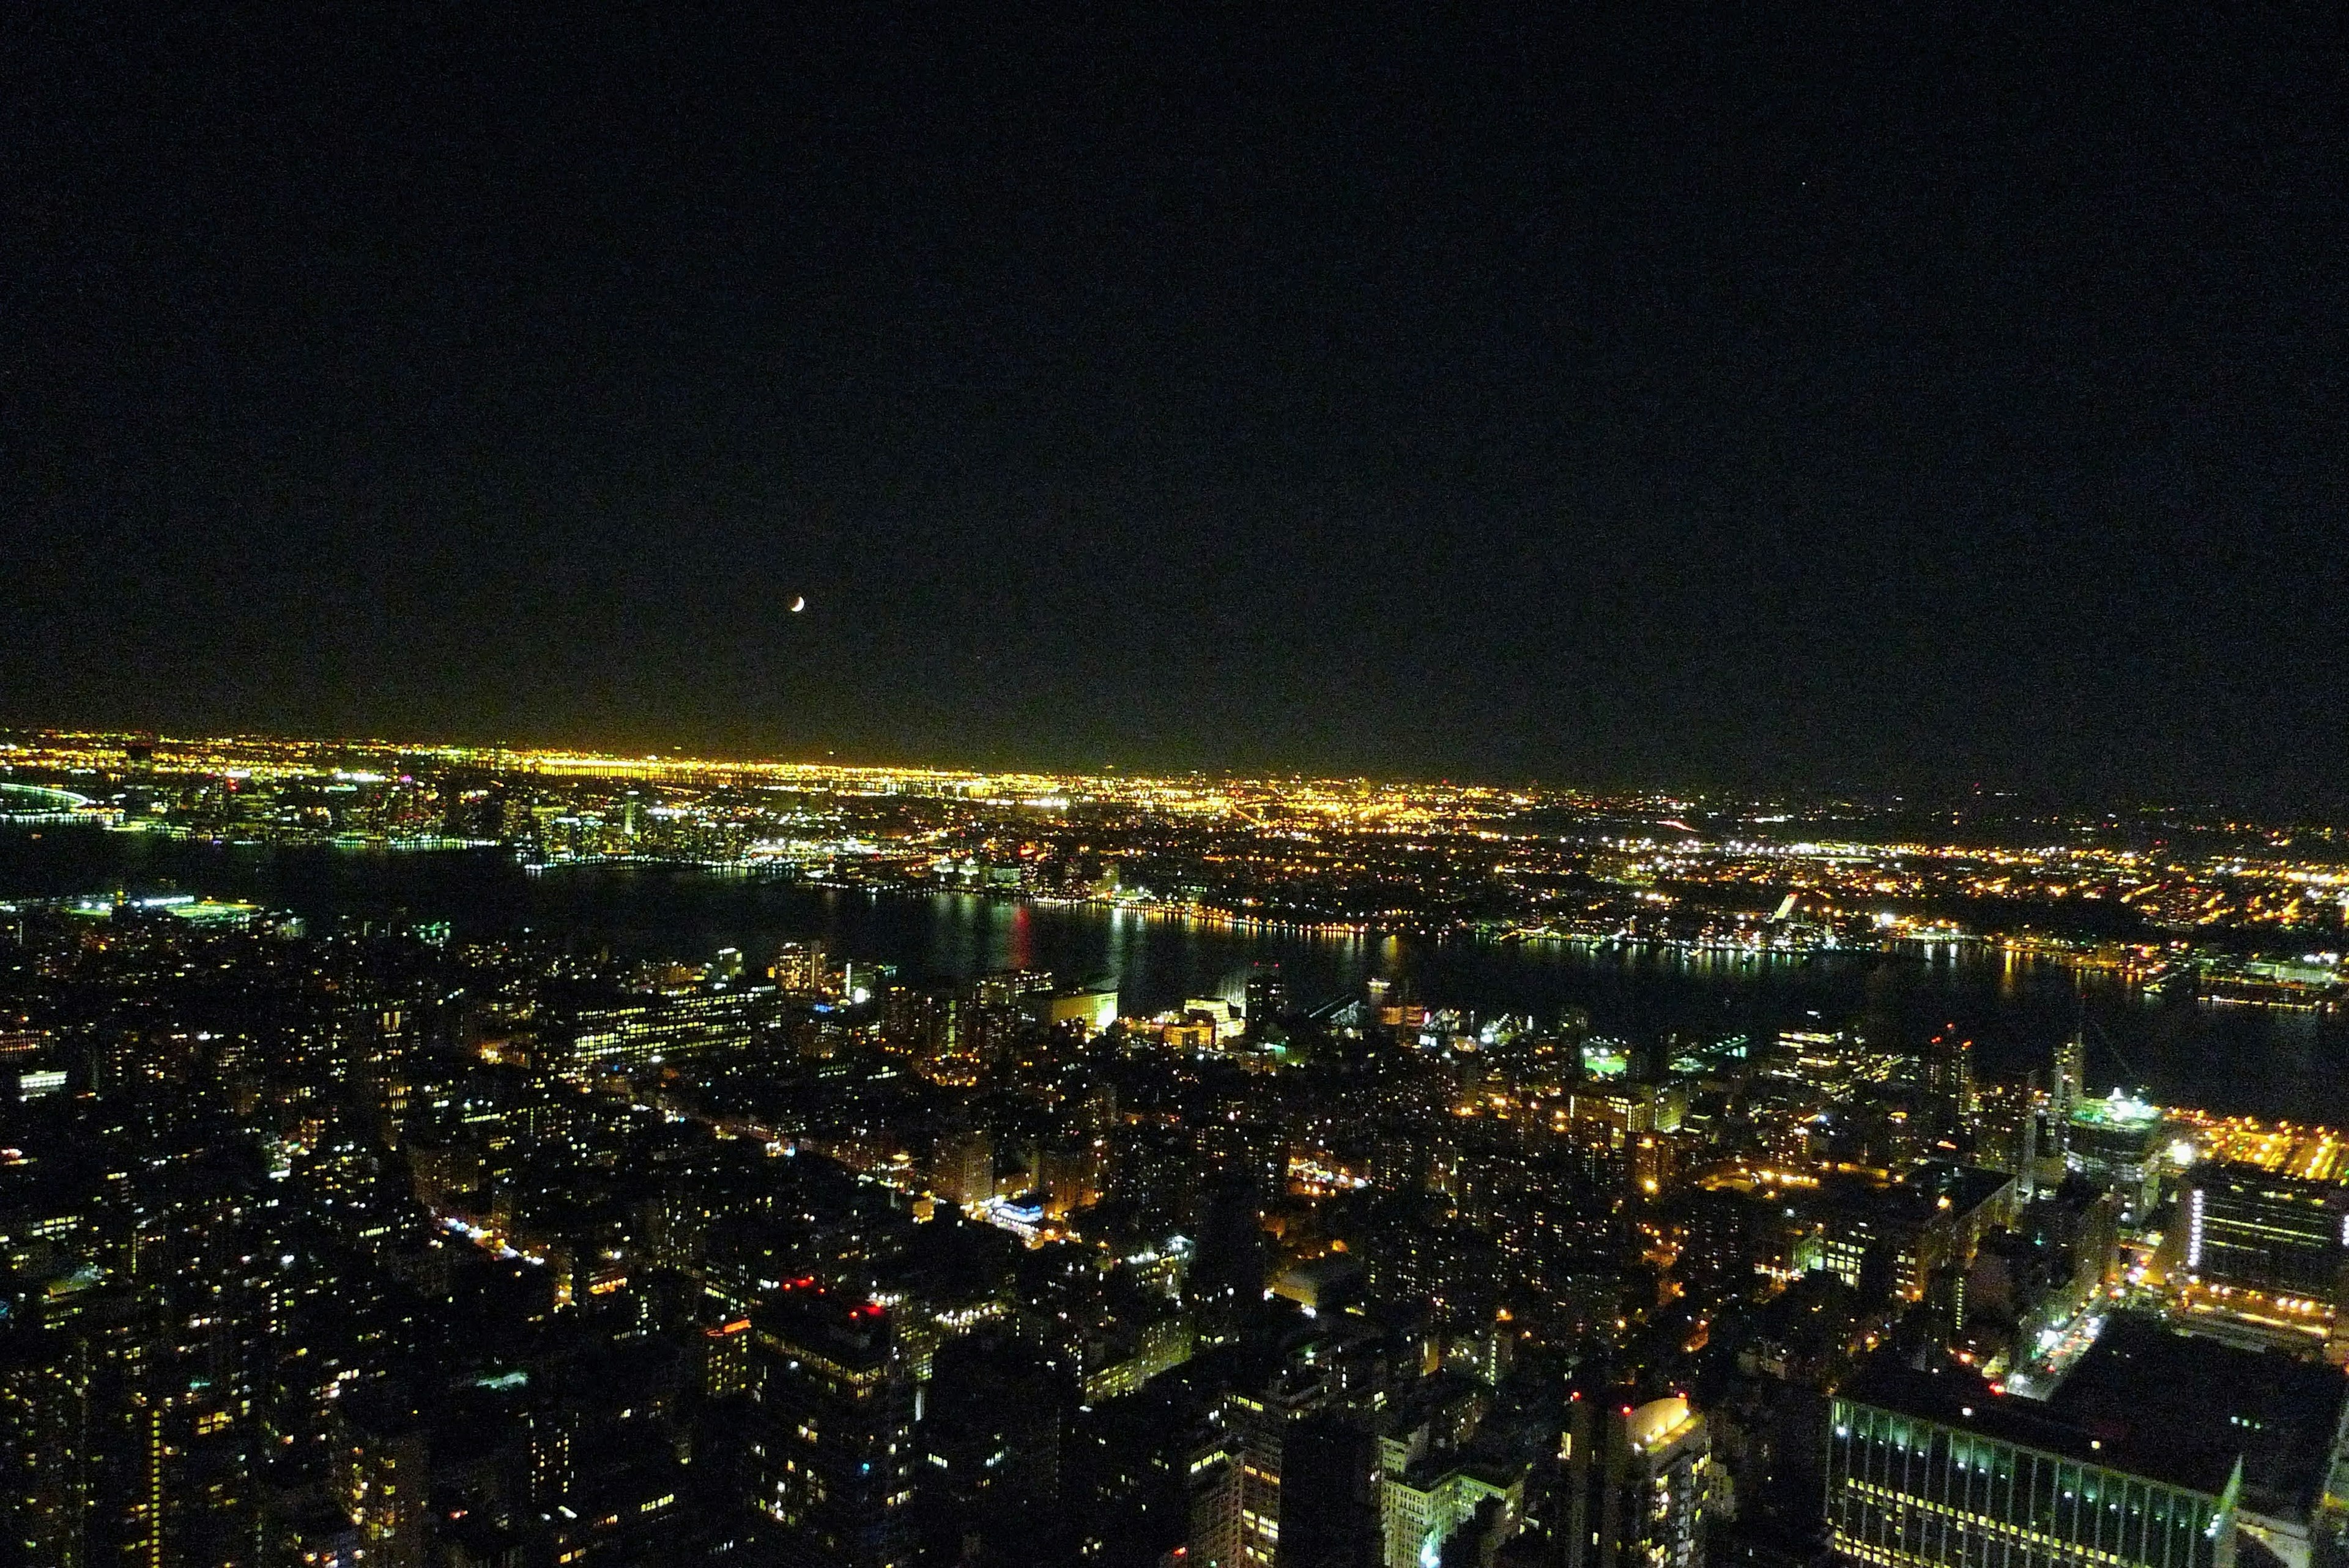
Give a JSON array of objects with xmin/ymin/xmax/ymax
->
[{"xmin": 2, "ymin": 826, "xmax": 2345, "ymax": 1121}]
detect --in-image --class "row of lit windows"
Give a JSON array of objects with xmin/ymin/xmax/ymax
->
[{"xmin": 1836, "ymin": 1477, "xmax": 2213, "ymax": 1568}]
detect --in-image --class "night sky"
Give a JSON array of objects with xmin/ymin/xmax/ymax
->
[{"xmin": 8, "ymin": 6, "xmax": 2343, "ymax": 803}]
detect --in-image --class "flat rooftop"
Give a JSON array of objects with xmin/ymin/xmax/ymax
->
[
  {"xmin": 1839, "ymin": 1351, "xmax": 2239, "ymax": 1498},
  {"xmin": 2050, "ymin": 1315, "xmax": 2347, "ymax": 1518},
  {"xmin": 1842, "ymin": 1317, "xmax": 2349, "ymax": 1513}
]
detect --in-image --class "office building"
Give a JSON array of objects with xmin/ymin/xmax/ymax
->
[
  {"xmin": 1244, "ymin": 964, "xmax": 1288, "ymax": 1038},
  {"xmin": 2053, "ymin": 1029, "xmax": 2087, "ymax": 1121},
  {"xmin": 2053, "ymin": 1318, "xmax": 2349, "ymax": 1568},
  {"xmin": 2177, "ymin": 1163, "xmax": 2349, "ymax": 1305},
  {"xmin": 1032, "ymin": 984, "xmax": 1121, "ymax": 1038},
  {"xmin": 1827, "ymin": 1352, "xmax": 2240, "ymax": 1568},
  {"xmin": 772, "ymin": 940, "xmax": 833, "ymax": 996},
  {"xmin": 335, "ymin": 1390, "xmax": 431, "ymax": 1568},
  {"xmin": 1385, "ymin": 1455, "xmax": 1524, "ymax": 1568},
  {"xmin": 931, "ymin": 1126, "xmax": 996, "ymax": 1210},
  {"xmin": 2066, "ymin": 1093, "xmax": 2169, "ymax": 1225},
  {"xmin": 1192, "ymin": 1334, "xmax": 1390, "ymax": 1568},
  {"xmin": 543, "ymin": 985, "xmax": 781, "ymax": 1074},
  {"xmin": 1927, "ymin": 1030, "xmax": 1976, "ymax": 1117}
]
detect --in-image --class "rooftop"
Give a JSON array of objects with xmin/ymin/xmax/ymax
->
[
  {"xmin": 1838, "ymin": 1349, "xmax": 2241, "ymax": 1498},
  {"xmin": 2051, "ymin": 1315, "xmax": 2348, "ymax": 1517},
  {"xmin": 2071, "ymin": 1090, "xmax": 2165, "ymax": 1131}
]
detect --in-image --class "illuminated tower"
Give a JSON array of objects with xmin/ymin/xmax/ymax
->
[
  {"xmin": 2032, "ymin": 984, "xmax": 2089, "ymax": 1197},
  {"xmin": 1926, "ymin": 1028, "xmax": 1975, "ymax": 1117},
  {"xmin": 1564, "ymin": 1395, "xmax": 1712, "ymax": 1568},
  {"xmin": 2052, "ymin": 1031, "xmax": 2085, "ymax": 1120},
  {"xmin": 2052, "ymin": 979, "xmax": 2087, "ymax": 1118}
]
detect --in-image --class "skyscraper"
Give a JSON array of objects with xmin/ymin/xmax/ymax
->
[
  {"xmin": 1190, "ymin": 1331, "xmax": 1390, "ymax": 1568},
  {"xmin": 1926, "ymin": 1029, "xmax": 1975, "ymax": 1117},
  {"xmin": 2053, "ymin": 1033, "xmax": 2086, "ymax": 1121},
  {"xmin": 2052, "ymin": 983, "xmax": 2088, "ymax": 1122},
  {"xmin": 745, "ymin": 1288, "xmax": 916, "ymax": 1568},
  {"xmin": 1244, "ymin": 964, "xmax": 1288, "ymax": 1039},
  {"xmin": 1564, "ymin": 1394, "xmax": 1713, "ymax": 1568}
]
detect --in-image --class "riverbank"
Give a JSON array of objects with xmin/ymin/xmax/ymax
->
[{"xmin": 4, "ymin": 824, "xmax": 2347, "ymax": 1121}]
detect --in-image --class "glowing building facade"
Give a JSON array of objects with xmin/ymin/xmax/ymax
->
[{"xmin": 1827, "ymin": 1359, "xmax": 2239, "ymax": 1568}]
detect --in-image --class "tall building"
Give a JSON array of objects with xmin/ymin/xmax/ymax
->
[
  {"xmin": 1827, "ymin": 1353, "xmax": 2240, "ymax": 1568},
  {"xmin": 971, "ymin": 968, "xmax": 1058, "ymax": 1013},
  {"xmin": 772, "ymin": 940, "xmax": 831, "ymax": 997},
  {"xmin": 1031, "ymin": 984, "xmax": 1121, "ymax": 1039},
  {"xmin": 2065, "ymin": 1092, "xmax": 2168, "ymax": 1225},
  {"xmin": 1926, "ymin": 1029, "xmax": 1975, "ymax": 1117},
  {"xmin": 2026, "ymin": 1011, "xmax": 2092, "ymax": 1196},
  {"xmin": 1111, "ymin": 1125, "xmax": 1198, "ymax": 1235},
  {"xmin": 1200, "ymin": 1377, "xmax": 1326, "ymax": 1567},
  {"xmin": 745, "ymin": 1288, "xmax": 916, "ymax": 1568},
  {"xmin": 700, "ymin": 1316, "xmax": 758, "ymax": 1400},
  {"xmin": 931, "ymin": 1126, "xmax": 996, "ymax": 1211},
  {"xmin": 1036, "ymin": 1136, "xmax": 1105, "ymax": 1219},
  {"xmin": 883, "ymin": 986, "xmax": 973, "ymax": 1083},
  {"xmin": 0, "ymin": 1291, "xmax": 150, "ymax": 1567},
  {"xmin": 335, "ymin": 1389, "xmax": 431, "ymax": 1568},
  {"xmin": 914, "ymin": 1337, "xmax": 1063, "ymax": 1561},
  {"xmin": 1243, "ymin": 964, "xmax": 1288, "ymax": 1042},
  {"xmin": 1188, "ymin": 1424, "xmax": 1246, "ymax": 1568},
  {"xmin": 1282, "ymin": 1410, "xmax": 1382, "ymax": 1568},
  {"xmin": 2176, "ymin": 1162, "xmax": 2349, "ymax": 1306},
  {"xmin": 1191, "ymin": 1334, "xmax": 1389, "ymax": 1568},
  {"xmin": 2052, "ymin": 1033, "xmax": 2086, "ymax": 1119},
  {"xmin": 2049, "ymin": 1317, "xmax": 2349, "ymax": 1568},
  {"xmin": 1564, "ymin": 1394, "xmax": 1712, "ymax": 1568},
  {"xmin": 1384, "ymin": 1455, "xmax": 1523, "ymax": 1568}
]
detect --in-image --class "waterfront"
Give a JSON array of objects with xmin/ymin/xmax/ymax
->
[{"xmin": 5, "ymin": 824, "xmax": 2346, "ymax": 1121}]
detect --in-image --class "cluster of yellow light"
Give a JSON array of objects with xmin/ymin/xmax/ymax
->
[
  {"xmin": 1701, "ymin": 1164, "xmax": 1823, "ymax": 1192},
  {"xmin": 2174, "ymin": 1110, "xmax": 2349, "ymax": 1181},
  {"xmin": 2177, "ymin": 1281, "xmax": 2331, "ymax": 1335},
  {"xmin": 1, "ymin": 730, "xmax": 1530, "ymax": 817},
  {"xmin": 13, "ymin": 730, "xmax": 2348, "ymax": 940}
]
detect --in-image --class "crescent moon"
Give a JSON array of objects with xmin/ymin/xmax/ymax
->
[{"xmin": 790, "ymin": 596, "xmax": 806, "ymax": 612}]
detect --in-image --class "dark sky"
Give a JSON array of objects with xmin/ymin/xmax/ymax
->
[{"xmin": 7, "ymin": 5, "xmax": 2344, "ymax": 803}]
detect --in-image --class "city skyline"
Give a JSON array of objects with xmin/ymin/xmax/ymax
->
[
  {"xmin": 4, "ymin": 723, "xmax": 2344, "ymax": 818},
  {"xmin": 6, "ymin": 807, "xmax": 2349, "ymax": 1565},
  {"xmin": 8, "ymin": 8, "xmax": 2347, "ymax": 1566}
]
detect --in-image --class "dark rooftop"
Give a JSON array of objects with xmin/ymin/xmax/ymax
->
[
  {"xmin": 2050, "ymin": 1315, "xmax": 2348, "ymax": 1518},
  {"xmin": 1838, "ymin": 1349, "xmax": 2241, "ymax": 1498}
]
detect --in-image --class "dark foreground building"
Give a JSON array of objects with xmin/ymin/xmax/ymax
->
[
  {"xmin": 746, "ymin": 1288, "xmax": 918, "ymax": 1568},
  {"xmin": 1828, "ymin": 1352, "xmax": 2242, "ymax": 1568},
  {"xmin": 1828, "ymin": 1318, "xmax": 2349, "ymax": 1568}
]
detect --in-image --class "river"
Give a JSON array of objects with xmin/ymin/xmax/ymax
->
[{"xmin": 4, "ymin": 824, "xmax": 2345, "ymax": 1121}]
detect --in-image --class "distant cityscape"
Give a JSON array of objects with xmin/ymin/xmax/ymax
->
[
  {"xmin": 4, "ymin": 728, "xmax": 2345, "ymax": 997},
  {"xmin": 4, "ymin": 731, "xmax": 2349, "ymax": 1567}
]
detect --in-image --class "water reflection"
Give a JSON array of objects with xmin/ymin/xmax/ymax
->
[{"xmin": 2, "ymin": 827, "xmax": 2345, "ymax": 1121}]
